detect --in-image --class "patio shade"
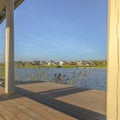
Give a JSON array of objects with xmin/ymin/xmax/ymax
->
[{"xmin": 0, "ymin": 0, "xmax": 24, "ymax": 23}]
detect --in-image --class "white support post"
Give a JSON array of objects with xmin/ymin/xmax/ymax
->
[
  {"xmin": 107, "ymin": 0, "xmax": 120, "ymax": 120},
  {"xmin": 5, "ymin": 0, "xmax": 15, "ymax": 94}
]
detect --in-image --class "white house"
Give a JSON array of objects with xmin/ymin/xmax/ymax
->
[{"xmin": 59, "ymin": 61, "xmax": 64, "ymax": 66}]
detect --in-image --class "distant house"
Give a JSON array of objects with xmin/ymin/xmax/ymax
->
[
  {"xmin": 48, "ymin": 61, "xmax": 56, "ymax": 66},
  {"xmin": 14, "ymin": 61, "xmax": 23, "ymax": 67},
  {"xmin": 77, "ymin": 61, "xmax": 84, "ymax": 66},
  {"xmin": 59, "ymin": 61, "xmax": 64, "ymax": 66},
  {"xmin": 69, "ymin": 61, "xmax": 77, "ymax": 65},
  {"xmin": 85, "ymin": 63, "xmax": 90, "ymax": 66},
  {"xmin": 32, "ymin": 61, "xmax": 40, "ymax": 65},
  {"xmin": 77, "ymin": 60, "xmax": 91, "ymax": 66},
  {"xmin": 39, "ymin": 61, "xmax": 47, "ymax": 65},
  {"xmin": 25, "ymin": 61, "xmax": 32, "ymax": 66},
  {"xmin": 0, "ymin": 62, "xmax": 4, "ymax": 66},
  {"xmin": 88, "ymin": 60, "xmax": 94, "ymax": 66}
]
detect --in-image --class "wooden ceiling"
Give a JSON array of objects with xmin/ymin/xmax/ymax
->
[{"xmin": 0, "ymin": 0, "xmax": 24, "ymax": 23}]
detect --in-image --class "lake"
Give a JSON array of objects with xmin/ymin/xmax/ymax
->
[{"xmin": 14, "ymin": 68, "xmax": 106, "ymax": 91}]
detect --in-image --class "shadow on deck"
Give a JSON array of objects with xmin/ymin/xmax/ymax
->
[{"xmin": 0, "ymin": 81, "xmax": 106, "ymax": 120}]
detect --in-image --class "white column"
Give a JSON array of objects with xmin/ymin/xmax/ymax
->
[
  {"xmin": 5, "ymin": 0, "xmax": 15, "ymax": 94},
  {"xmin": 107, "ymin": 0, "xmax": 120, "ymax": 120}
]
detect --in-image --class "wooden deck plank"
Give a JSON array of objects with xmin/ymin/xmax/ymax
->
[
  {"xmin": 56, "ymin": 90, "xmax": 106, "ymax": 115},
  {"xmin": 17, "ymin": 82, "xmax": 71, "ymax": 93},
  {"xmin": 1, "ymin": 101, "xmax": 35, "ymax": 120},
  {"xmin": 0, "ymin": 104, "xmax": 19, "ymax": 120},
  {"xmin": 0, "ymin": 86, "xmax": 5, "ymax": 95},
  {"xmin": 0, "ymin": 82, "xmax": 106, "ymax": 120},
  {"xmin": 16, "ymin": 82, "xmax": 106, "ymax": 120},
  {"xmin": 14, "ymin": 97, "xmax": 76, "ymax": 120},
  {"xmin": 8, "ymin": 99, "xmax": 49, "ymax": 120},
  {"xmin": 29, "ymin": 92, "xmax": 105, "ymax": 120},
  {"xmin": 0, "ymin": 114, "xmax": 5, "ymax": 120}
]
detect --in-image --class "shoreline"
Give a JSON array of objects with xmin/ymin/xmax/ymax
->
[{"xmin": 0, "ymin": 66, "xmax": 107, "ymax": 69}]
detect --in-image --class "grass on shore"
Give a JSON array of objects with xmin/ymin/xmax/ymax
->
[{"xmin": 0, "ymin": 65, "xmax": 106, "ymax": 69}]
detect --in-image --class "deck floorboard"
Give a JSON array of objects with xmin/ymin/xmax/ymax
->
[{"xmin": 0, "ymin": 82, "xmax": 106, "ymax": 120}]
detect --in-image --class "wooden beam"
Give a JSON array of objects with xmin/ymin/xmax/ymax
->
[
  {"xmin": 0, "ymin": 1, "xmax": 6, "ymax": 12},
  {"xmin": 0, "ymin": 0, "xmax": 24, "ymax": 23},
  {"xmin": 107, "ymin": 0, "xmax": 120, "ymax": 120}
]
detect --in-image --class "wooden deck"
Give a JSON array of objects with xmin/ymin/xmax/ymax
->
[{"xmin": 0, "ymin": 81, "xmax": 106, "ymax": 120}]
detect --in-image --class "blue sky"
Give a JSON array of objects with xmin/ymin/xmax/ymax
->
[{"xmin": 0, "ymin": 0, "xmax": 108, "ymax": 61}]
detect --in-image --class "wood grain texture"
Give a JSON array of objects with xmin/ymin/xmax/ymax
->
[
  {"xmin": 107, "ymin": 0, "xmax": 120, "ymax": 120},
  {"xmin": 0, "ymin": 82, "xmax": 106, "ymax": 120}
]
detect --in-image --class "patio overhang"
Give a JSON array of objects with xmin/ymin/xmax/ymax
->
[{"xmin": 0, "ymin": 0, "xmax": 24, "ymax": 23}]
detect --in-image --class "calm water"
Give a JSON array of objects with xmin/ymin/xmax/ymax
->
[{"xmin": 14, "ymin": 68, "xmax": 107, "ymax": 91}]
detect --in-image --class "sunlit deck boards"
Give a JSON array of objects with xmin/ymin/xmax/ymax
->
[{"xmin": 0, "ymin": 82, "xmax": 106, "ymax": 120}]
